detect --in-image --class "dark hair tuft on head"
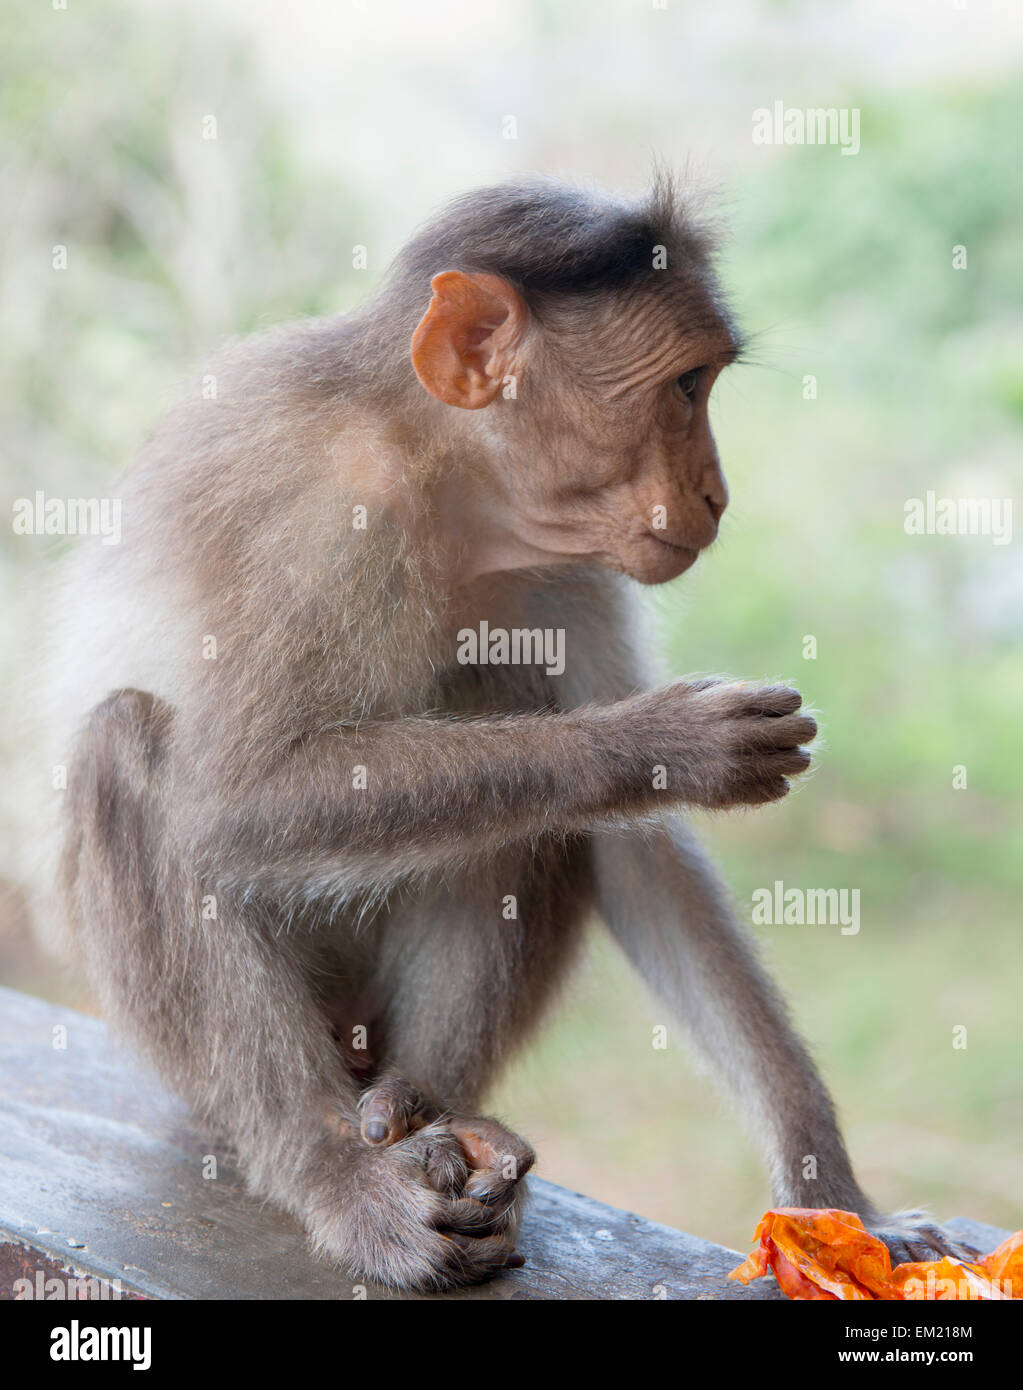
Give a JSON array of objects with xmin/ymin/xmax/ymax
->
[{"xmin": 386, "ymin": 173, "xmax": 715, "ymax": 306}]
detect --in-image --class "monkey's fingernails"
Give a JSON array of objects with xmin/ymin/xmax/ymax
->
[
  {"xmin": 362, "ymin": 1118, "xmax": 389, "ymax": 1144},
  {"xmin": 505, "ymin": 1251, "xmax": 526, "ymax": 1269}
]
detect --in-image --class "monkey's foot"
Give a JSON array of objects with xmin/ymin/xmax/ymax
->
[
  {"xmin": 866, "ymin": 1211, "xmax": 981, "ymax": 1266},
  {"xmin": 358, "ymin": 1074, "xmax": 536, "ymax": 1205},
  {"xmin": 307, "ymin": 1078, "xmax": 535, "ymax": 1290}
]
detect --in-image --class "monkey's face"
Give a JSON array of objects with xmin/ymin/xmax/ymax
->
[
  {"xmin": 493, "ymin": 285, "xmax": 737, "ymax": 586},
  {"xmin": 412, "ymin": 269, "xmax": 738, "ymax": 586}
]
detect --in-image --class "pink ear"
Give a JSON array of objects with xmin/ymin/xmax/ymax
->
[{"xmin": 410, "ymin": 271, "xmax": 526, "ymax": 409}]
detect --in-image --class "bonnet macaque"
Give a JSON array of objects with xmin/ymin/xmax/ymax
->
[{"xmin": 46, "ymin": 176, "xmax": 970, "ymax": 1289}]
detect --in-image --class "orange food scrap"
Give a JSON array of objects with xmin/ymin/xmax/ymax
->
[{"xmin": 729, "ymin": 1209, "xmax": 1023, "ymax": 1301}]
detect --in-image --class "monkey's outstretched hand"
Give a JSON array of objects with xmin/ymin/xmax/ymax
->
[
  {"xmin": 730, "ymin": 1208, "xmax": 1020, "ymax": 1300},
  {"xmin": 613, "ymin": 679, "xmax": 818, "ymax": 812}
]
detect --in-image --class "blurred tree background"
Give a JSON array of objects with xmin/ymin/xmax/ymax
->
[{"xmin": 1, "ymin": 0, "xmax": 1020, "ymax": 1252}]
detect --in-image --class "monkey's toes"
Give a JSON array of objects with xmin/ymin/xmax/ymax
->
[
  {"xmin": 447, "ymin": 1115, "xmax": 535, "ymax": 1204},
  {"xmin": 436, "ymin": 1187, "xmax": 529, "ymax": 1280},
  {"xmin": 404, "ymin": 1121, "xmax": 470, "ymax": 1195},
  {"xmin": 440, "ymin": 1191, "xmax": 519, "ymax": 1236},
  {"xmin": 359, "ymin": 1074, "xmax": 424, "ymax": 1145},
  {"xmin": 875, "ymin": 1219, "xmax": 981, "ymax": 1266},
  {"xmin": 443, "ymin": 1230, "xmax": 525, "ymax": 1281}
]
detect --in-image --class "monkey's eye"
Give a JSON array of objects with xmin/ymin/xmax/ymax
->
[{"xmin": 678, "ymin": 369, "xmax": 702, "ymax": 399}]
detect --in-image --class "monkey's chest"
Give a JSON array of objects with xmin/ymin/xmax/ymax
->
[{"xmin": 433, "ymin": 651, "xmax": 563, "ymax": 718}]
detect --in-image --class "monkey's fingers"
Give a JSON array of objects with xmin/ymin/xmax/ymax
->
[
  {"xmin": 359, "ymin": 1075, "xmax": 429, "ymax": 1145},
  {"xmin": 684, "ymin": 679, "xmax": 805, "ymax": 718},
  {"xmin": 735, "ymin": 683, "xmax": 805, "ymax": 718},
  {"xmin": 729, "ymin": 713, "xmax": 817, "ymax": 753}
]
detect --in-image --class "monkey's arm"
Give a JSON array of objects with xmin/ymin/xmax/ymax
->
[
  {"xmin": 591, "ymin": 816, "xmax": 876, "ymax": 1216},
  {"xmin": 189, "ymin": 682, "xmax": 813, "ymax": 892}
]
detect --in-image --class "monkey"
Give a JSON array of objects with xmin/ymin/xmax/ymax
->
[{"xmin": 39, "ymin": 175, "xmax": 975, "ymax": 1292}]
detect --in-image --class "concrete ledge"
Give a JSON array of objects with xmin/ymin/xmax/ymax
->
[{"xmin": 0, "ymin": 986, "xmax": 1007, "ymax": 1300}]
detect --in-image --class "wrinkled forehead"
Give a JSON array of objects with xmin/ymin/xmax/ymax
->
[
  {"xmin": 536, "ymin": 271, "xmax": 741, "ymax": 389},
  {"xmin": 618, "ymin": 273, "xmax": 740, "ymax": 361}
]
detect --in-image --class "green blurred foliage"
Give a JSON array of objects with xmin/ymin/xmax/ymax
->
[
  {"xmin": 681, "ymin": 79, "xmax": 1023, "ymax": 895},
  {"xmin": 0, "ymin": 1, "xmax": 371, "ymax": 516}
]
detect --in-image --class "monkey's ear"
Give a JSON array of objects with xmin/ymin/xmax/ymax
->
[{"xmin": 410, "ymin": 271, "xmax": 526, "ymax": 409}]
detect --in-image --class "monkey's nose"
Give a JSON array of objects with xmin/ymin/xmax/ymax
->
[{"xmin": 705, "ymin": 493, "xmax": 727, "ymax": 524}]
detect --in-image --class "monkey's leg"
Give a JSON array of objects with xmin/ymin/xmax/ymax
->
[
  {"xmin": 357, "ymin": 842, "xmax": 591, "ymax": 1259},
  {"xmin": 60, "ymin": 690, "xmax": 523, "ymax": 1290},
  {"xmin": 591, "ymin": 817, "xmax": 978, "ymax": 1264}
]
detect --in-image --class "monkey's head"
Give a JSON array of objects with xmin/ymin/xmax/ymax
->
[{"xmin": 403, "ymin": 177, "xmax": 741, "ymax": 586}]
